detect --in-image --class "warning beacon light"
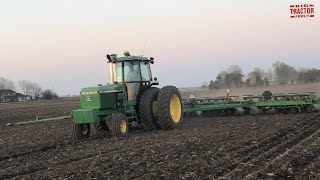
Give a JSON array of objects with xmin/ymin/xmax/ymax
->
[{"xmin": 123, "ymin": 50, "xmax": 131, "ymax": 57}]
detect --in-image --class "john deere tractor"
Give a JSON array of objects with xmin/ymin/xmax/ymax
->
[{"xmin": 71, "ymin": 51, "xmax": 184, "ymax": 139}]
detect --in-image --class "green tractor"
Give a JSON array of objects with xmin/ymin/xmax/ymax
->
[{"xmin": 71, "ymin": 51, "xmax": 184, "ymax": 139}]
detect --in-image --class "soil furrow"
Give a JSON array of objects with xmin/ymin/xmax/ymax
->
[
  {"xmin": 208, "ymin": 115, "xmax": 317, "ymax": 178},
  {"xmin": 224, "ymin": 116, "xmax": 320, "ymax": 179},
  {"xmin": 245, "ymin": 130, "xmax": 320, "ymax": 179}
]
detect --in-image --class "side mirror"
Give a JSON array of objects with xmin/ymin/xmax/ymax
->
[
  {"xmin": 106, "ymin": 54, "xmax": 111, "ymax": 62},
  {"xmin": 150, "ymin": 57, "xmax": 154, "ymax": 64},
  {"xmin": 106, "ymin": 54, "xmax": 117, "ymax": 63},
  {"xmin": 154, "ymin": 77, "xmax": 157, "ymax": 81}
]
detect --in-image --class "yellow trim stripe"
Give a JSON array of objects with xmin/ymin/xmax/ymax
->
[
  {"xmin": 81, "ymin": 90, "xmax": 121, "ymax": 95},
  {"xmin": 100, "ymin": 90, "xmax": 122, "ymax": 93},
  {"xmin": 81, "ymin": 91, "xmax": 98, "ymax": 95}
]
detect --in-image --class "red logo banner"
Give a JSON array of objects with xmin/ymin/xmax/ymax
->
[{"xmin": 290, "ymin": 4, "xmax": 315, "ymax": 18}]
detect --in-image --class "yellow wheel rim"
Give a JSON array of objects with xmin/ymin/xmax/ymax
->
[
  {"xmin": 170, "ymin": 94, "xmax": 181, "ymax": 123},
  {"xmin": 120, "ymin": 120, "xmax": 127, "ymax": 133}
]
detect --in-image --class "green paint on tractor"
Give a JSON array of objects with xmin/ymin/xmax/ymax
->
[{"xmin": 70, "ymin": 52, "xmax": 184, "ymax": 140}]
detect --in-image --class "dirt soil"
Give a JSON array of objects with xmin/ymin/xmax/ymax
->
[{"xmin": 1, "ymin": 98, "xmax": 320, "ymax": 179}]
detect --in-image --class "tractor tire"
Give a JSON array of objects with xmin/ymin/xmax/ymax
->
[
  {"xmin": 228, "ymin": 109, "xmax": 236, "ymax": 116},
  {"xmin": 243, "ymin": 108, "xmax": 250, "ymax": 115},
  {"xmin": 262, "ymin": 90, "xmax": 272, "ymax": 101},
  {"xmin": 72, "ymin": 123, "xmax": 90, "ymax": 140},
  {"xmin": 139, "ymin": 87, "xmax": 160, "ymax": 131},
  {"xmin": 157, "ymin": 86, "xmax": 184, "ymax": 130},
  {"xmin": 235, "ymin": 109, "xmax": 240, "ymax": 116},
  {"xmin": 110, "ymin": 113, "xmax": 129, "ymax": 137},
  {"xmin": 260, "ymin": 108, "xmax": 267, "ymax": 114}
]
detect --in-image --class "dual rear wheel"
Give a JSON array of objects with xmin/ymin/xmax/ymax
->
[{"xmin": 139, "ymin": 86, "xmax": 184, "ymax": 131}]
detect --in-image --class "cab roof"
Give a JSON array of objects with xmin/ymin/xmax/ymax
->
[{"xmin": 116, "ymin": 56, "xmax": 149, "ymax": 62}]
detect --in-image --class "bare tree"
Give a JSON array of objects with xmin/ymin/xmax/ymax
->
[
  {"xmin": 272, "ymin": 61, "xmax": 297, "ymax": 84},
  {"xmin": 248, "ymin": 68, "xmax": 265, "ymax": 86},
  {"xmin": 265, "ymin": 69, "xmax": 274, "ymax": 84},
  {"xmin": 209, "ymin": 66, "xmax": 244, "ymax": 89},
  {"xmin": 19, "ymin": 80, "xmax": 32, "ymax": 100},
  {"xmin": 0, "ymin": 77, "xmax": 15, "ymax": 90},
  {"xmin": 30, "ymin": 82, "xmax": 42, "ymax": 100},
  {"xmin": 226, "ymin": 65, "xmax": 244, "ymax": 88}
]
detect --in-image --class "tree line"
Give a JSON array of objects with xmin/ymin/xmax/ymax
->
[
  {"xmin": 0, "ymin": 77, "xmax": 58, "ymax": 100},
  {"xmin": 201, "ymin": 61, "xmax": 320, "ymax": 90}
]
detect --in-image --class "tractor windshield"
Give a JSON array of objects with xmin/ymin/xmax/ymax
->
[
  {"xmin": 124, "ymin": 61, "xmax": 141, "ymax": 82},
  {"xmin": 110, "ymin": 61, "xmax": 152, "ymax": 84}
]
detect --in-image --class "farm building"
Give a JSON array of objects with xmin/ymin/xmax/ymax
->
[{"xmin": 0, "ymin": 89, "xmax": 31, "ymax": 102}]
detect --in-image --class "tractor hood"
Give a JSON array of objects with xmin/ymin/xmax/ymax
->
[
  {"xmin": 80, "ymin": 83, "xmax": 126, "ymax": 95},
  {"xmin": 79, "ymin": 83, "xmax": 126, "ymax": 110}
]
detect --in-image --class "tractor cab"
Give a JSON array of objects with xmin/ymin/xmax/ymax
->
[{"xmin": 107, "ymin": 52, "xmax": 158, "ymax": 101}]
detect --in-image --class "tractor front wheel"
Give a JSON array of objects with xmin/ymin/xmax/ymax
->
[
  {"xmin": 110, "ymin": 113, "xmax": 129, "ymax": 137},
  {"xmin": 72, "ymin": 123, "xmax": 91, "ymax": 140},
  {"xmin": 157, "ymin": 86, "xmax": 184, "ymax": 130}
]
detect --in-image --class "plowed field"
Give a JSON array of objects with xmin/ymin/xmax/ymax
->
[{"xmin": 1, "ymin": 99, "xmax": 320, "ymax": 179}]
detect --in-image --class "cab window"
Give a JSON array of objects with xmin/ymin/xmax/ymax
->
[
  {"xmin": 124, "ymin": 61, "xmax": 141, "ymax": 82},
  {"xmin": 113, "ymin": 62, "xmax": 123, "ymax": 83},
  {"xmin": 140, "ymin": 62, "xmax": 152, "ymax": 81}
]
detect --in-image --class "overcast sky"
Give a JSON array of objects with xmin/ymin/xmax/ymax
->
[{"xmin": 0, "ymin": 0, "xmax": 319, "ymax": 95}]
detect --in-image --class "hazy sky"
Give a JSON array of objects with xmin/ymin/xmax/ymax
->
[{"xmin": 1, "ymin": 0, "xmax": 319, "ymax": 95}]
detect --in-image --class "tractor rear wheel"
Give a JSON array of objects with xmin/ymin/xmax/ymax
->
[
  {"xmin": 72, "ymin": 123, "xmax": 90, "ymax": 140},
  {"xmin": 139, "ymin": 87, "xmax": 160, "ymax": 131},
  {"xmin": 157, "ymin": 86, "xmax": 184, "ymax": 130},
  {"xmin": 110, "ymin": 113, "xmax": 129, "ymax": 137}
]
